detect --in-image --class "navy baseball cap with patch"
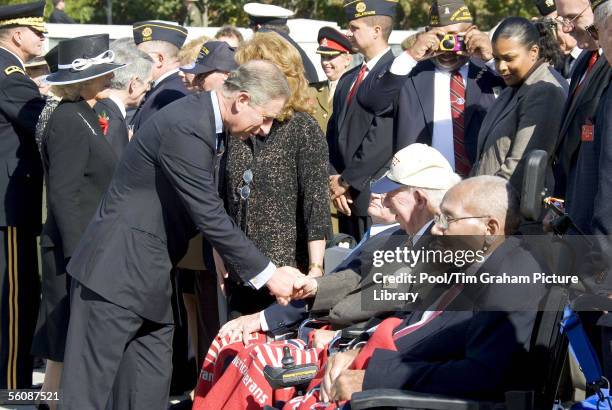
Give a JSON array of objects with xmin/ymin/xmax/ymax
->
[
  {"xmin": 181, "ymin": 41, "xmax": 238, "ymax": 75},
  {"xmin": 133, "ymin": 21, "xmax": 188, "ymax": 49},
  {"xmin": 343, "ymin": 0, "xmax": 398, "ymax": 22},
  {"xmin": 0, "ymin": 1, "xmax": 46, "ymax": 33},
  {"xmin": 317, "ymin": 26, "xmax": 353, "ymax": 56}
]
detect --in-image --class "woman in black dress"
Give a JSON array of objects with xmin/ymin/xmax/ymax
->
[{"xmin": 31, "ymin": 34, "xmax": 125, "ymax": 407}]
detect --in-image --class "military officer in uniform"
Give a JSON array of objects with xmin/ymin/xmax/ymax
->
[
  {"xmin": 311, "ymin": 26, "xmax": 354, "ymax": 132},
  {"xmin": 243, "ymin": 2, "xmax": 319, "ymax": 84},
  {"xmin": 130, "ymin": 20, "xmax": 190, "ymax": 131},
  {"xmin": 0, "ymin": 0, "xmax": 46, "ymax": 389}
]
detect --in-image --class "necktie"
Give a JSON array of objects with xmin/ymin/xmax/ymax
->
[
  {"xmin": 347, "ymin": 64, "xmax": 368, "ymax": 104},
  {"xmin": 450, "ymin": 71, "xmax": 471, "ymax": 177},
  {"xmin": 572, "ymin": 51, "xmax": 600, "ymax": 100}
]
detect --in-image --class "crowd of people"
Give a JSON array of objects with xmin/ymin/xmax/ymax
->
[{"xmin": 0, "ymin": 0, "xmax": 610, "ymax": 409}]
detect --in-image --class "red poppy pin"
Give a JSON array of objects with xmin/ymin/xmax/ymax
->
[{"xmin": 98, "ymin": 112, "xmax": 109, "ymax": 136}]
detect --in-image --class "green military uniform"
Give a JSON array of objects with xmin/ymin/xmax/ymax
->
[{"xmin": 311, "ymin": 80, "xmax": 332, "ymax": 133}]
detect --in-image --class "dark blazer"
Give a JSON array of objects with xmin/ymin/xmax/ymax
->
[
  {"xmin": 363, "ymin": 236, "xmax": 548, "ymax": 400},
  {"xmin": 327, "ymin": 49, "xmax": 396, "ymax": 216},
  {"xmin": 41, "ymin": 100, "xmax": 119, "ymax": 261},
  {"xmin": 555, "ymin": 51, "xmax": 612, "ymax": 196},
  {"xmin": 130, "ymin": 71, "xmax": 190, "ymax": 131},
  {"xmin": 93, "ymin": 98, "xmax": 129, "ymax": 158},
  {"xmin": 472, "ymin": 62, "xmax": 568, "ymax": 194},
  {"xmin": 67, "ymin": 92, "xmax": 272, "ymax": 324},
  {"xmin": 358, "ymin": 58, "xmax": 504, "ymax": 165},
  {"xmin": 49, "ymin": 9, "xmax": 75, "ymax": 24},
  {"xmin": 0, "ymin": 48, "xmax": 45, "ymax": 230}
]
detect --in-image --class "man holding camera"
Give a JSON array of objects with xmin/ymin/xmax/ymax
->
[{"xmin": 358, "ymin": 0, "xmax": 504, "ymax": 178}]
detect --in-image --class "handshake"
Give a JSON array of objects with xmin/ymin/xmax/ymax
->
[{"xmin": 266, "ymin": 266, "xmax": 321, "ymax": 305}]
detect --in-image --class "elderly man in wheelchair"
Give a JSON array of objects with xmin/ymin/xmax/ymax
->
[{"xmin": 193, "ymin": 147, "xmax": 611, "ymax": 410}]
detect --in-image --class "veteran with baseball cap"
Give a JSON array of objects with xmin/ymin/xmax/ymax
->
[
  {"xmin": 371, "ymin": 144, "xmax": 460, "ymax": 193},
  {"xmin": 182, "ymin": 40, "xmax": 238, "ymax": 75},
  {"xmin": 429, "ymin": 0, "xmax": 473, "ymax": 26},
  {"xmin": 0, "ymin": 0, "xmax": 46, "ymax": 33},
  {"xmin": 317, "ymin": 26, "xmax": 353, "ymax": 56},
  {"xmin": 343, "ymin": 0, "xmax": 398, "ymax": 21}
]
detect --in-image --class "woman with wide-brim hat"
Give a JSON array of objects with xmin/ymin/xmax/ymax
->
[{"xmin": 31, "ymin": 33, "xmax": 125, "ymax": 410}]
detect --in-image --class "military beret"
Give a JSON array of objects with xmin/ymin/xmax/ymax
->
[
  {"xmin": 317, "ymin": 26, "xmax": 353, "ymax": 56},
  {"xmin": 133, "ymin": 21, "xmax": 188, "ymax": 49},
  {"xmin": 429, "ymin": 0, "xmax": 473, "ymax": 27},
  {"xmin": 343, "ymin": 0, "xmax": 398, "ymax": 22},
  {"xmin": 243, "ymin": 3, "xmax": 294, "ymax": 26},
  {"xmin": 534, "ymin": 0, "xmax": 556, "ymax": 16},
  {"xmin": 0, "ymin": 1, "xmax": 46, "ymax": 33}
]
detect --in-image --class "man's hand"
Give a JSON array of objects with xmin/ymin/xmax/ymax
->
[
  {"xmin": 408, "ymin": 28, "xmax": 445, "ymax": 61},
  {"xmin": 266, "ymin": 266, "xmax": 304, "ymax": 305},
  {"xmin": 333, "ymin": 193, "xmax": 353, "ymax": 216},
  {"xmin": 464, "ymin": 26, "xmax": 494, "ymax": 61},
  {"xmin": 312, "ymin": 329, "xmax": 337, "ymax": 349},
  {"xmin": 218, "ymin": 312, "xmax": 261, "ymax": 345},
  {"xmin": 213, "ymin": 248, "xmax": 229, "ymax": 296},
  {"xmin": 329, "ymin": 175, "xmax": 348, "ymax": 199},
  {"xmin": 330, "ymin": 369, "xmax": 366, "ymax": 401},
  {"xmin": 292, "ymin": 275, "xmax": 318, "ymax": 299},
  {"xmin": 321, "ymin": 349, "xmax": 361, "ymax": 402}
]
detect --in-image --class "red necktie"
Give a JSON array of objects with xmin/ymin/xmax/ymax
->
[
  {"xmin": 572, "ymin": 51, "xmax": 599, "ymax": 100},
  {"xmin": 347, "ymin": 64, "xmax": 368, "ymax": 104},
  {"xmin": 450, "ymin": 71, "xmax": 471, "ymax": 177}
]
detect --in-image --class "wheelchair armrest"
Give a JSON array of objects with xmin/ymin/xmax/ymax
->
[{"xmin": 350, "ymin": 390, "xmax": 497, "ymax": 410}]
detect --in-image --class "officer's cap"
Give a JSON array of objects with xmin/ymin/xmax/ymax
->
[
  {"xmin": 181, "ymin": 41, "xmax": 238, "ymax": 75},
  {"xmin": 343, "ymin": 0, "xmax": 398, "ymax": 22},
  {"xmin": 133, "ymin": 21, "xmax": 188, "ymax": 49},
  {"xmin": 317, "ymin": 26, "xmax": 353, "ymax": 56},
  {"xmin": 243, "ymin": 2, "xmax": 295, "ymax": 26},
  {"xmin": 429, "ymin": 0, "xmax": 473, "ymax": 27},
  {"xmin": 0, "ymin": 1, "xmax": 46, "ymax": 33}
]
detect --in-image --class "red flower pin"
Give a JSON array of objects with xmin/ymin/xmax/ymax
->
[{"xmin": 98, "ymin": 112, "xmax": 109, "ymax": 136}]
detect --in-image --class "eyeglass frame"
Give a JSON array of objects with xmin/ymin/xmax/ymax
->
[
  {"xmin": 237, "ymin": 169, "xmax": 253, "ymax": 235},
  {"xmin": 555, "ymin": 2, "xmax": 598, "ymax": 39},
  {"xmin": 433, "ymin": 213, "xmax": 490, "ymax": 230}
]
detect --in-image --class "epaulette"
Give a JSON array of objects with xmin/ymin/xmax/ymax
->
[{"xmin": 4, "ymin": 65, "xmax": 25, "ymax": 76}]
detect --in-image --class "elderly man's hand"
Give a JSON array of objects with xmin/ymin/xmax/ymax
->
[
  {"xmin": 333, "ymin": 193, "xmax": 353, "ymax": 216},
  {"xmin": 330, "ymin": 175, "xmax": 348, "ymax": 199},
  {"xmin": 321, "ymin": 348, "xmax": 361, "ymax": 402},
  {"xmin": 218, "ymin": 312, "xmax": 261, "ymax": 345},
  {"xmin": 292, "ymin": 275, "xmax": 318, "ymax": 299},
  {"xmin": 312, "ymin": 329, "xmax": 337, "ymax": 349},
  {"xmin": 330, "ymin": 369, "xmax": 366, "ymax": 401},
  {"xmin": 408, "ymin": 28, "xmax": 446, "ymax": 60},
  {"xmin": 266, "ymin": 266, "xmax": 304, "ymax": 305},
  {"xmin": 463, "ymin": 26, "xmax": 494, "ymax": 61}
]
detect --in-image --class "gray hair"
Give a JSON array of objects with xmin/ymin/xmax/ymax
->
[
  {"xmin": 221, "ymin": 60, "xmax": 290, "ymax": 107},
  {"xmin": 405, "ymin": 173, "xmax": 462, "ymax": 210},
  {"xmin": 138, "ymin": 40, "xmax": 179, "ymax": 60},
  {"xmin": 459, "ymin": 176, "xmax": 521, "ymax": 234},
  {"xmin": 109, "ymin": 39, "xmax": 154, "ymax": 90},
  {"xmin": 594, "ymin": 1, "xmax": 612, "ymax": 27}
]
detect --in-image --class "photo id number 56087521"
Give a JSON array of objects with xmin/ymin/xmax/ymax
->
[{"xmin": 0, "ymin": 389, "xmax": 61, "ymax": 404}]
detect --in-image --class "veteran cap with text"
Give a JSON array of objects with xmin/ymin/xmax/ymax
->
[
  {"xmin": 343, "ymin": 0, "xmax": 398, "ymax": 22},
  {"xmin": 429, "ymin": 0, "xmax": 473, "ymax": 27},
  {"xmin": 133, "ymin": 21, "xmax": 188, "ymax": 48}
]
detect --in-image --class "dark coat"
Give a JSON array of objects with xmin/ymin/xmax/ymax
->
[
  {"xmin": 49, "ymin": 9, "xmax": 75, "ymax": 24},
  {"xmin": 130, "ymin": 71, "xmax": 190, "ymax": 131},
  {"xmin": 93, "ymin": 98, "xmax": 129, "ymax": 158},
  {"xmin": 0, "ymin": 48, "xmax": 45, "ymax": 230},
  {"xmin": 327, "ymin": 49, "xmax": 396, "ymax": 216},
  {"xmin": 363, "ymin": 236, "xmax": 548, "ymax": 401},
  {"xmin": 67, "ymin": 92, "xmax": 272, "ymax": 324},
  {"xmin": 41, "ymin": 100, "xmax": 119, "ymax": 261},
  {"xmin": 358, "ymin": 58, "xmax": 504, "ymax": 164}
]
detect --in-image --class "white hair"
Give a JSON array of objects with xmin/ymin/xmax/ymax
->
[
  {"xmin": 594, "ymin": 1, "xmax": 612, "ymax": 26},
  {"xmin": 110, "ymin": 39, "xmax": 153, "ymax": 90}
]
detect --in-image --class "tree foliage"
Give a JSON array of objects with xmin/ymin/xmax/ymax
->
[{"xmin": 0, "ymin": 0, "xmax": 539, "ymax": 30}]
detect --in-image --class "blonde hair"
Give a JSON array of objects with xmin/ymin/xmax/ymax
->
[
  {"xmin": 235, "ymin": 32, "xmax": 314, "ymax": 120},
  {"xmin": 178, "ymin": 35, "xmax": 211, "ymax": 66}
]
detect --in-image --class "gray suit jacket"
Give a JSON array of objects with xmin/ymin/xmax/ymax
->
[{"xmin": 473, "ymin": 62, "xmax": 568, "ymax": 193}]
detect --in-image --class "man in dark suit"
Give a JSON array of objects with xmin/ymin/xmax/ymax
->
[
  {"xmin": 327, "ymin": 0, "xmax": 398, "ymax": 242},
  {"xmin": 243, "ymin": 2, "xmax": 319, "ymax": 84},
  {"xmin": 0, "ymin": 1, "xmax": 46, "ymax": 389},
  {"xmin": 94, "ymin": 40, "xmax": 154, "ymax": 158},
  {"xmin": 49, "ymin": 0, "xmax": 74, "ymax": 24},
  {"xmin": 358, "ymin": 0, "xmax": 504, "ymax": 179},
  {"xmin": 321, "ymin": 176, "xmax": 547, "ymax": 403},
  {"xmin": 130, "ymin": 21, "xmax": 190, "ymax": 131},
  {"xmin": 59, "ymin": 61, "xmax": 303, "ymax": 410}
]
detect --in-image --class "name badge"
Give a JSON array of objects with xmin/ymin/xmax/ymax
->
[{"xmin": 581, "ymin": 123, "xmax": 594, "ymax": 142}]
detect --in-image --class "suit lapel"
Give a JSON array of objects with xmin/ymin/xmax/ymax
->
[
  {"xmin": 465, "ymin": 62, "xmax": 485, "ymax": 130},
  {"xmin": 476, "ymin": 88, "xmax": 517, "ymax": 158},
  {"xmin": 337, "ymin": 68, "xmax": 359, "ymax": 131},
  {"xmin": 558, "ymin": 51, "xmax": 591, "ymax": 137},
  {"xmin": 412, "ymin": 62, "xmax": 436, "ymax": 141}
]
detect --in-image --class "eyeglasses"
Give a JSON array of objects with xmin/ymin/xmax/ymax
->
[
  {"xmin": 434, "ymin": 213, "xmax": 490, "ymax": 230},
  {"xmin": 555, "ymin": 3, "xmax": 590, "ymax": 32},
  {"xmin": 237, "ymin": 169, "xmax": 253, "ymax": 200}
]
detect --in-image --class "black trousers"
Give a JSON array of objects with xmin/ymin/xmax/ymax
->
[
  {"xmin": 0, "ymin": 226, "xmax": 40, "ymax": 389},
  {"xmin": 60, "ymin": 281, "xmax": 174, "ymax": 410},
  {"xmin": 338, "ymin": 214, "xmax": 371, "ymax": 243}
]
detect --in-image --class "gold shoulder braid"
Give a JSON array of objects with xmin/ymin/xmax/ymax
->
[{"xmin": 4, "ymin": 66, "xmax": 25, "ymax": 76}]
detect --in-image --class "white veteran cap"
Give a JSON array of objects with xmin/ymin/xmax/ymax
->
[
  {"xmin": 371, "ymin": 144, "xmax": 459, "ymax": 193},
  {"xmin": 243, "ymin": 3, "xmax": 295, "ymax": 26}
]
